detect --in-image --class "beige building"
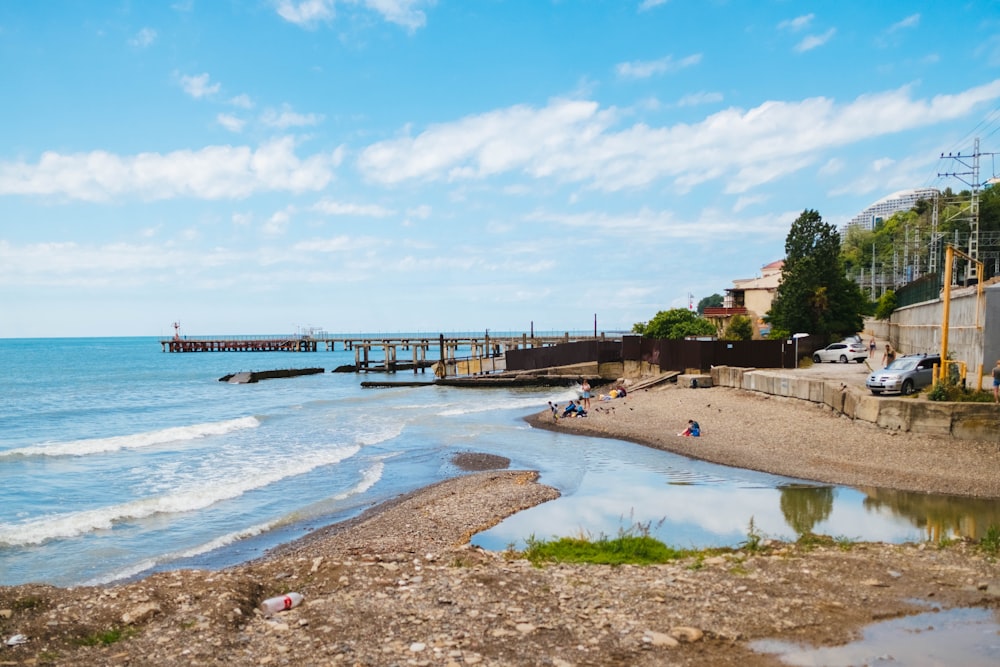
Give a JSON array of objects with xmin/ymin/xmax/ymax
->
[{"xmin": 704, "ymin": 260, "xmax": 783, "ymax": 338}]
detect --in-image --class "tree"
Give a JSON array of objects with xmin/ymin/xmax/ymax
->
[
  {"xmin": 696, "ymin": 293, "xmax": 723, "ymax": 315},
  {"xmin": 768, "ymin": 209, "xmax": 866, "ymax": 338},
  {"xmin": 873, "ymin": 290, "xmax": 897, "ymax": 320},
  {"xmin": 635, "ymin": 308, "xmax": 716, "ymax": 339},
  {"xmin": 721, "ymin": 314, "xmax": 753, "ymax": 341}
]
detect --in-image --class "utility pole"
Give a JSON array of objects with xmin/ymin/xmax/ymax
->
[{"xmin": 938, "ymin": 138, "xmax": 996, "ymax": 283}]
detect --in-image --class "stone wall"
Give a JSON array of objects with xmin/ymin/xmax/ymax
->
[{"xmin": 711, "ymin": 366, "xmax": 1000, "ymax": 443}]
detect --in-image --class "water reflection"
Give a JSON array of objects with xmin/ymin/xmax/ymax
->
[
  {"xmin": 752, "ymin": 606, "xmax": 1000, "ymax": 666},
  {"xmin": 861, "ymin": 487, "xmax": 1000, "ymax": 541},
  {"xmin": 780, "ymin": 485, "xmax": 834, "ymax": 536},
  {"xmin": 471, "ymin": 434, "xmax": 999, "ymax": 550}
]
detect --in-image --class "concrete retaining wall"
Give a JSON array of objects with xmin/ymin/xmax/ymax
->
[
  {"xmin": 873, "ymin": 282, "xmax": 1000, "ymax": 389},
  {"xmin": 710, "ymin": 366, "xmax": 1000, "ymax": 443}
]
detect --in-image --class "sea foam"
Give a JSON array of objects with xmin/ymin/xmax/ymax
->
[{"xmin": 0, "ymin": 416, "xmax": 261, "ymax": 459}]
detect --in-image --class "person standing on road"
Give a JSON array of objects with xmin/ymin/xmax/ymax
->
[
  {"xmin": 992, "ymin": 360, "xmax": 1000, "ymax": 404},
  {"xmin": 882, "ymin": 344, "xmax": 896, "ymax": 368},
  {"xmin": 869, "ymin": 336, "xmax": 876, "ymax": 359}
]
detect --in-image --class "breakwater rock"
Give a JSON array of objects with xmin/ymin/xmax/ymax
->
[{"xmin": 219, "ymin": 368, "xmax": 324, "ymax": 384}]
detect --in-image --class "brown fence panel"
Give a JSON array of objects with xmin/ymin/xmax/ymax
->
[
  {"xmin": 506, "ymin": 340, "xmax": 621, "ymax": 371},
  {"xmin": 506, "ymin": 338, "xmax": 796, "ymax": 372}
]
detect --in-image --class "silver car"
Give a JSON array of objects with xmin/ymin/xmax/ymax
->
[
  {"xmin": 866, "ymin": 354, "xmax": 941, "ymax": 395},
  {"xmin": 812, "ymin": 341, "xmax": 868, "ymax": 364}
]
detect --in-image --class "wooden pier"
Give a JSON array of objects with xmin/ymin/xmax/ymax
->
[{"xmin": 160, "ymin": 332, "xmax": 621, "ymax": 376}]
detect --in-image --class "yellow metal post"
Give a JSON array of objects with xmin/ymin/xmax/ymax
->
[{"xmin": 940, "ymin": 246, "xmax": 952, "ymax": 384}]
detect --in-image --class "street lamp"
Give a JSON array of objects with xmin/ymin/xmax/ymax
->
[{"xmin": 792, "ymin": 333, "xmax": 809, "ymax": 367}]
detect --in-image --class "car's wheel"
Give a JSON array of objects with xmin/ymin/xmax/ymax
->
[
  {"xmin": 839, "ymin": 355, "xmax": 848, "ymax": 363},
  {"xmin": 901, "ymin": 379, "xmax": 915, "ymax": 395},
  {"xmin": 871, "ymin": 390, "xmax": 882, "ymax": 395},
  {"xmin": 856, "ymin": 358, "xmax": 865, "ymax": 364},
  {"xmin": 813, "ymin": 354, "xmax": 822, "ymax": 363}
]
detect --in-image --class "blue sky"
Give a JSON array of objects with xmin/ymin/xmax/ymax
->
[{"xmin": 2, "ymin": 1, "xmax": 1000, "ymax": 338}]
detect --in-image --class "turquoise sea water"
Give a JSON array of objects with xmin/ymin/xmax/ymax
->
[{"xmin": 1, "ymin": 337, "xmax": 994, "ymax": 587}]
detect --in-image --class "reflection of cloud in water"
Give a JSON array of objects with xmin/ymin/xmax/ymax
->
[{"xmin": 475, "ymin": 467, "xmax": 938, "ymax": 551}]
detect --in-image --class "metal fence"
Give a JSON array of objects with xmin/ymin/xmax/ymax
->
[
  {"xmin": 894, "ymin": 272, "xmax": 942, "ymax": 308},
  {"xmin": 508, "ymin": 336, "xmax": 797, "ymax": 373},
  {"xmin": 504, "ymin": 340, "xmax": 622, "ymax": 371}
]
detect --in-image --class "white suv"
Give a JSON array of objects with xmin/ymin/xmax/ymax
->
[{"xmin": 812, "ymin": 341, "xmax": 868, "ymax": 364}]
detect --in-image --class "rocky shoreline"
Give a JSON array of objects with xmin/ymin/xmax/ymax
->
[{"xmin": 1, "ymin": 385, "xmax": 999, "ymax": 666}]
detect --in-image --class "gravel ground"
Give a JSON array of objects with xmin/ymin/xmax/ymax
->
[{"xmin": 2, "ymin": 384, "xmax": 1000, "ymax": 666}]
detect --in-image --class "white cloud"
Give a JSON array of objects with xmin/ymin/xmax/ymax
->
[
  {"xmin": 676, "ymin": 91, "xmax": 723, "ymax": 107},
  {"xmin": 128, "ymin": 27, "xmax": 157, "ymax": 48},
  {"xmin": 179, "ymin": 73, "xmax": 221, "ymax": 99},
  {"xmin": 616, "ymin": 53, "xmax": 701, "ymax": 79},
  {"xmin": 260, "ymin": 104, "xmax": 324, "ymax": 128},
  {"xmin": 274, "ymin": 0, "xmax": 334, "ymax": 27},
  {"xmin": 293, "ymin": 235, "xmax": 380, "ymax": 253},
  {"xmin": 264, "ymin": 207, "xmax": 294, "ymax": 235},
  {"xmin": 311, "ymin": 199, "xmax": 395, "ymax": 217},
  {"xmin": 230, "ymin": 94, "xmax": 254, "ymax": 109},
  {"xmin": 888, "ymin": 14, "xmax": 920, "ymax": 33},
  {"xmin": 355, "ymin": 80, "xmax": 1000, "ymax": 196},
  {"xmin": 638, "ymin": 0, "xmax": 669, "ymax": 11},
  {"xmin": 733, "ymin": 194, "xmax": 768, "ymax": 212},
  {"xmin": 364, "ymin": 0, "xmax": 430, "ymax": 31},
  {"xmin": 0, "ymin": 137, "xmax": 339, "ymax": 201},
  {"xmin": 872, "ymin": 157, "xmax": 895, "ymax": 172},
  {"xmin": 778, "ymin": 14, "xmax": 813, "ymax": 32},
  {"xmin": 217, "ymin": 113, "xmax": 246, "ymax": 133},
  {"xmin": 795, "ymin": 28, "xmax": 836, "ymax": 53},
  {"xmin": 819, "ymin": 157, "xmax": 844, "ymax": 176},
  {"xmin": 274, "ymin": 0, "xmax": 430, "ymax": 31}
]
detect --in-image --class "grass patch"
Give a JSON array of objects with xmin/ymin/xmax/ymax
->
[
  {"xmin": 523, "ymin": 532, "xmax": 692, "ymax": 566},
  {"xmin": 76, "ymin": 626, "xmax": 136, "ymax": 647},
  {"xmin": 742, "ymin": 517, "xmax": 767, "ymax": 553},
  {"xmin": 979, "ymin": 525, "xmax": 1000, "ymax": 557},
  {"xmin": 12, "ymin": 596, "xmax": 43, "ymax": 610},
  {"xmin": 927, "ymin": 382, "xmax": 993, "ymax": 403}
]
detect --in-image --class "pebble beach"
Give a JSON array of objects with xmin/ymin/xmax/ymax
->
[{"xmin": 2, "ymin": 381, "xmax": 999, "ymax": 666}]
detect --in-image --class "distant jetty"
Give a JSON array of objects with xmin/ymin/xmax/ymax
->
[{"xmin": 219, "ymin": 368, "xmax": 324, "ymax": 384}]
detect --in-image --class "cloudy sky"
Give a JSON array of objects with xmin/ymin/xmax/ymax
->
[{"xmin": 2, "ymin": 1, "xmax": 1000, "ymax": 338}]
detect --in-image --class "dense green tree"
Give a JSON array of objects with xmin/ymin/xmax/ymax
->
[
  {"xmin": 873, "ymin": 290, "xmax": 897, "ymax": 320},
  {"xmin": 768, "ymin": 209, "xmax": 866, "ymax": 337},
  {"xmin": 635, "ymin": 308, "xmax": 716, "ymax": 339},
  {"xmin": 696, "ymin": 293, "xmax": 723, "ymax": 314},
  {"xmin": 721, "ymin": 314, "xmax": 753, "ymax": 341}
]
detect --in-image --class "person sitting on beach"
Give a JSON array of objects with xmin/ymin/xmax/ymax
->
[
  {"xmin": 562, "ymin": 401, "xmax": 579, "ymax": 418},
  {"xmin": 678, "ymin": 419, "xmax": 700, "ymax": 437}
]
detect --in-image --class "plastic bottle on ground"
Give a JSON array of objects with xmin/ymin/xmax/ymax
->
[{"xmin": 259, "ymin": 592, "xmax": 304, "ymax": 614}]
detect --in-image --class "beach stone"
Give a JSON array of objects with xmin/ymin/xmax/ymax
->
[
  {"xmin": 643, "ymin": 630, "xmax": 679, "ymax": 647},
  {"xmin": 121, "ymin": 602, "xmax": 160, "ymax": 625},
  {"xmin": 669, "ymin": 626, "xmax": 704, "ymax": 642}
]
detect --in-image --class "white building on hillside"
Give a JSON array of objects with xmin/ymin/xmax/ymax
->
[{"xmin": 843, "ymin": 187, "xmax": 939, "ymax": 234}]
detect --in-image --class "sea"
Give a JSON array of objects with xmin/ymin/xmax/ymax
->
[{"xmin": 2, "ymin": 336, "xmax": 997, "ymax": 589}]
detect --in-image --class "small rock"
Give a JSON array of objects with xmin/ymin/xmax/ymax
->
[
  {"xmin": 515, "ymin": 623, "xmax": 536, "ymax": 634},
  {"xmin": 643, "ymin": 630, "xmax": 679, "ymax": 648},
  {"xmin": 669, "ymin": 626, "xmax": 704, "ymax": 643},
  {"xmin": 410, "ymin": 642, "xmax": 427, "ymax": 652},
  {"xmin": 0, "ymin": 610, "xmax": 11, "ymax": 619}
]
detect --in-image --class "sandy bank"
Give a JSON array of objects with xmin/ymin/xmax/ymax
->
[{"xmin": 530, "ymin": 382, "xmax": 1000, "ymax": 498}]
